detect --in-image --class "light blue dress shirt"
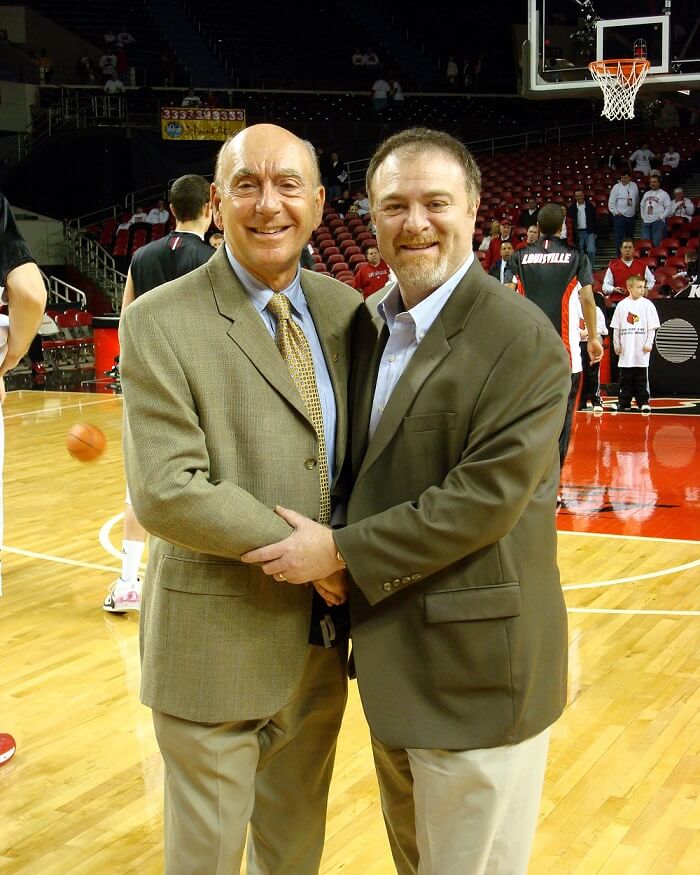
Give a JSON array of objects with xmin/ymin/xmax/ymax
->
[
  {"xmin": 369, "ymin": 253, "xmax": 474, "ymax": 441},
  {"xmin": 225, "ymin": 245, "xmax": 337, "ymax": 479}
]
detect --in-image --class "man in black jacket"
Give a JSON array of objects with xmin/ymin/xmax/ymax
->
[{"xmin": 566, "ymin": 189, "xmax": 598, "ymax": 265}]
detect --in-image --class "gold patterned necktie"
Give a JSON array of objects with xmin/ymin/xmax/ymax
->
[{"xmin": 267, "ymin": 292, "xmax": 330, "ymax": 525}]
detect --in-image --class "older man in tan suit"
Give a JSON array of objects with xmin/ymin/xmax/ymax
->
[
  {"xmin": 245, "ymin": 128, "xmax": 571, "ymax": 874},
  {"xmin": 119, "ymin": 125, "xmax": 360, "ymax": 874}
]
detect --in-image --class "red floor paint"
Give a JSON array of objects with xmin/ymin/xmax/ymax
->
[{"xmin": 558, "ymin": 400, "xmax": 700, "ymax": 541}]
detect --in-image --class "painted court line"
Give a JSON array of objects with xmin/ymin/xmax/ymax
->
[
  {"xmin": 3, "ymin": 396, "xmax": 121, "ymax": 420},
  {"xmin": 569, "ymin": 608, "xmax": 700, "ymax": 617},
  {"xmin": 563, "ymin": 558, "xmax": 700, "ymax": 591},
  {"xmin": 558, "ymin": 530, "xmax": 700, "ymax": 546},
  {"xmin": 100, "ymin": 512, "xmax": 125, "ymax": 561},
  {"xmin": 1, "ymin": 544, "xmax": 119, "ymax": 573}
]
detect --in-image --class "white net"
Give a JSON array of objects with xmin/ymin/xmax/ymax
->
[{"xmin": 588, "ymin": 59, "xmax": 650, "ymax": 121}]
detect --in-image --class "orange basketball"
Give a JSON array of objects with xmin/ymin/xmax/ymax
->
[{"xmin": 66, "ymin": 423, "xmax": 106, "ymax": 462}]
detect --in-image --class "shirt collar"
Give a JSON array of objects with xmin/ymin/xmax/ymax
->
[
  {"xmin": 225, "ymin": 244, "xmax": 303, "ymax": 315},
  {"xmin": 377, "ymin": 252, "xmax": 473, "ymax": 335},
  {"xmin": 174, "ymin": 229, "xmax": 205, "ymax": 241}
]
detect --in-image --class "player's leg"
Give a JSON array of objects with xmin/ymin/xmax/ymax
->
[
  {"xmin": 618, "ymin": 367, "xmax": 633, "ymax": 410},
  {"xmin": 103, "ymin": 489, "xmax": 147, "ymax": 613},
  {"xmin": 634, "ymin": 366, "xmax": 651, "ymax": 410},
  {"xmin": 558, "ymin": 372, "xmax": 581, "ymax": 468}
]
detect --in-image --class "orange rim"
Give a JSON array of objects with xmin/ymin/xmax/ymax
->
[{"xmin": 588, "ymin": 58, "xmax": 650, "ymax": 77}]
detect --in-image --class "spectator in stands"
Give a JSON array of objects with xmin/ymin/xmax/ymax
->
[
  {"xmin": 484, "ymin": 218, "xmax": 513, "ymax": 271},
  {"xmin": 629, "ymin": 142, "xmax": 655, "ymax": 176},
  {"xmin": 640, "ymin": 175, "xmax": 671, "ymax": 248},
  {"xmin": 566, "ymin": 189, "xmax": 597, "ymax": 263},
  {"xmin": 353, "ymin": 246, "xmax": 390, "ymax": 299},
  {"xmin": 327, "ymin": 152, "xmax": 347, "ymax": 200},
  {"xmin": 672, "ymin": 248, "xmax": 698, "ymax": 281},
  {"xmin": 181, "ymin": 89, "xmax": 202, "ymax": 108},
  {"xmin": 99, "ymin": 51, "xmax": 118, "ymax": 82},
  {"xmin": 146, "ymin": 200, "xmax": 169, "ymax": 225},
  {"xmin": 208, "ymin": 232, "xmax": 224, "ymax": 250},
  {"xmin": 332, "ymin": 188, "xmax": 353, "ymax": 217},
  {"xmin": 354, "ymin": 191, "xmax": 370, "ymax": 216},
  {"xmin": 489, "ymin": 240, "xmax": 514, "ymax": 283},
  {"xmin": 478, "ymin": 218, "xmax": 500, "ymax": 252},
  {"xmin": 390, "ymin": 78, "xmax": 405, "ymax": 103},
  {"xmin": 517, "ymin": 197, "xmax": 540, "ymax": 230},
  {"xmin": 104, "ymin": 29, "xmax": 117, "ymax": 47},
  {"xmin": 515, "ymin": 225, "xmax": 540, "ymax": 250},
  {"xmin": 130, "ymin": 205, "xmax": 149, "ymax": 225},
  {"xmin": 665, "ymin": 187, "xmax": 695, "ymax": 222},
  {"xmin": 103, "ymin": 174, "xmax": 214, "ymax": 616},
  {"xmin": 608, "ymin": 171, "xmax": 639, "ymax": 255},
  {"xmin": 446, "ymin": 56, "xmax": 459, "ymax": 86},
  {"xmin": 104, "ymin": 72, "xmax": 126, "ymax": 95},
  {"xmin": 602, "ymin": 239, "xmax": 655, "ymax": 302},
  {"xmin": 462, "ymin": 57, "xmax": 472, "ymax": 90},
  {"xmin": 116, "ymin": 29, "xmax": 135, "ymax": 48},
  {"xmin": 204, "ymin": 91, "xmax": 220, "ymax": 108},
  {"xmin": 662, "ymin": 144, "xmax": 680, "ymax": 170},
  {"xmin": 363, "ymin": 48, "xmax": 380, "ymax": 66},
  {"xmin": 352, "ymin": 49, "xmax": 365, "ymax": 66},
  {"xmin": 76, "ymin": 55, "xmax": 97, "ymax": 84},
  {"xmin": 599, "ymin": 144, "xmax": 626, "ymax": 171},
  {"xmin": 36, "ymin": 49, "xmax": 53, "ymax": 85},
  {"xmin": 371, "ymin": 76, "xmax": 391, "ymax": 112}
]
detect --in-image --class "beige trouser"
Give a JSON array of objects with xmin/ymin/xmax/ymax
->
[
  {"xmin": 372, "ymin": 728, "xmax": 551, "ymax": 875},
  {"xmin": 152, "ymin": 643, "xmax": 348, "ymax": 875}
]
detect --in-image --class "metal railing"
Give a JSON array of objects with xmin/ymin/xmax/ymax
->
[{"xmin": 65, "ymin": 227, "xmax": 126, "ymax": 313}]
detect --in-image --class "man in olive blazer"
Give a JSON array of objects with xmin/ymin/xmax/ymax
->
[
  {"xmin": 120, "ymin": 125, "xmax": 360, "ymax": 875},
  {"xmin": 244, "ymin": 128, "xmax": 571, "ymax": 875}
]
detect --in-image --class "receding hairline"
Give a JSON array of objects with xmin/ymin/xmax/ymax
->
[{"xmin": 214, "ymin": 127, "xmax": 321, "ymax": 188}]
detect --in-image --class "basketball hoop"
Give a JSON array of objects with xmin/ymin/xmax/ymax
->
[{"xmin": 588, "ymin": 58, "xmax": 650, "ymax": 120}]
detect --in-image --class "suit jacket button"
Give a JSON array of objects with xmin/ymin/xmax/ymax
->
[
  {"xmin": 411, "ymin": 573, "xmax": 421, "ymax": 580},
  {"xmin": 332, "ymin": 353, "xmax": 339, "ymax": 362},
  {"xmin": 382, "ymin": 582, "xmax": 392, "ymax": 591},
  {"xmin": 392, "ymin": 578, "xmax": 401, "ymax": 587},
  {"xmin": 401, "ymin": 576, "xmax": 411, "ymax": 584},
  {"xmin": 304, "ymin": 458, "xmax": 317, "ymax": 470}
]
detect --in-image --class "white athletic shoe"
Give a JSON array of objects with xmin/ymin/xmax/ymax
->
[
  {"xmin": 103, "ymin": 578, "xmax": 142, "ymax": 613},
  {"xmin": 641, "ymin": 404, "xmax": 651, "ymax": 414}
]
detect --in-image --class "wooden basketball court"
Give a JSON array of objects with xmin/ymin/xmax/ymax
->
[{"xmin": 1, "ymin": 389, "xmax": 699, "ymax": 873}]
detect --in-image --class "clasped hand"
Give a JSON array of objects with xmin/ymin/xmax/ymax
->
[{"xmin": 242, "ymin": 506, "xmax": 347, "ymax": 606}]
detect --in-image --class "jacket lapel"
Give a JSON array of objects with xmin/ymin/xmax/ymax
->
[
  {"xmin": 206, "ymin": 247, "xmax": 309, "ymax": 425},
  {"xmin": 354, "ymin": 263, "xmax": 485, "ymax": 486}
]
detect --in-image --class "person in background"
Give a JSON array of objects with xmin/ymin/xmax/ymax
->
[
  {"xmin": 566, "ymin": 189, "xmax": 597, "ymax": 264},
  {"xmin": 353, "ymin": 246, "xmax": 389, "ymax": 298},
  {"xmin": 610, "ymin": 275, "xmax": 660, "ymax": 413},
  {"xmin": 103, "ymin": 175, "xmax": 214, "ymax": 615}
]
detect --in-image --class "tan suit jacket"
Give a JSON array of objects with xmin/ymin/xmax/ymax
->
[
  {"xmin": 334, "ymin": 261, "xmax": 571, "ymax": 750},
  {"xmin": 120, "ymin": 246, "xmax": 360, "ymax": 723}
]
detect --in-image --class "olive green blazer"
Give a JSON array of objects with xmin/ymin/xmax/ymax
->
[
  {"xmin": 334, "ymin": 261, "xmax": 571, "ymax": 750},
  {"xmin": 120, "ymin": 246, "xmax": 360, "ymax": 722}
]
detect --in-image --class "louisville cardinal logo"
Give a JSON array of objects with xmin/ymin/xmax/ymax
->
[{"xmin": 626, "ymin": 312, "xmax": 639, "ymax": 325}]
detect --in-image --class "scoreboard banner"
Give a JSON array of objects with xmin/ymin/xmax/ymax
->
[{"xmin": 161, "ymin": 108, "xmax": 246, "ymax": 141}]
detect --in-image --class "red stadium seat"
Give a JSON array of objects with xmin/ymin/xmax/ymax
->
[
  {"xmin": 660, "ymin": 238, "xmax": 680, "ymax": 255},
  {"xmin": 326, "ymin": 254, "xmax": 345, "ymax": 267},
  {"xmin": 648, "ymin": 247, "xmax": 668, "ymax": 265},
  {"xmin": 331, "ymin": 262, "xmax": 350, "ymax": 275},
  {"xmin": 348, "ymin": 254, "xmax": 366, "ymax": 269}
]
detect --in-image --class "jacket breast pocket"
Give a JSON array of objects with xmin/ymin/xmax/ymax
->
[
  {"xmin": 403, "ymin": 412, "xmax": 457, "ymax": 433},
  {"xmin": 424, "ymin": 583, "xmax": 521, "ymax": 624},
  {"xmin": 157, "ymin": 555, "xmax": 249, "ymax": 597}
]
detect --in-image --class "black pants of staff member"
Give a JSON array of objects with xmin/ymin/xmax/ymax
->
[
  {"xmin": 578, "ymin": 342, "xmax": 602, "ymax": 407},
  {"xmin": 559, "ymin": 372, "xmax": 582, "ymax": 469},
  {"xmin": 619, "ymin": 366, "xmax": 650, "ymax": 409}
]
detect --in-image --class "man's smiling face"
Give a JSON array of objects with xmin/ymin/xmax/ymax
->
[{"xmin": 212, "ymin": 125, "xmax": 323, "ymax": 290}]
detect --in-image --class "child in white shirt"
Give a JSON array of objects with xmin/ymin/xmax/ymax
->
[{"xmin": 610, "ymin": 275, "xmax": 660, "ymax": 412}]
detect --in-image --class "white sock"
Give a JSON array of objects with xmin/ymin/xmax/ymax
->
[{"xmin": 121, "ymin": 539, "xmax": 145, "ymax": 584}]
